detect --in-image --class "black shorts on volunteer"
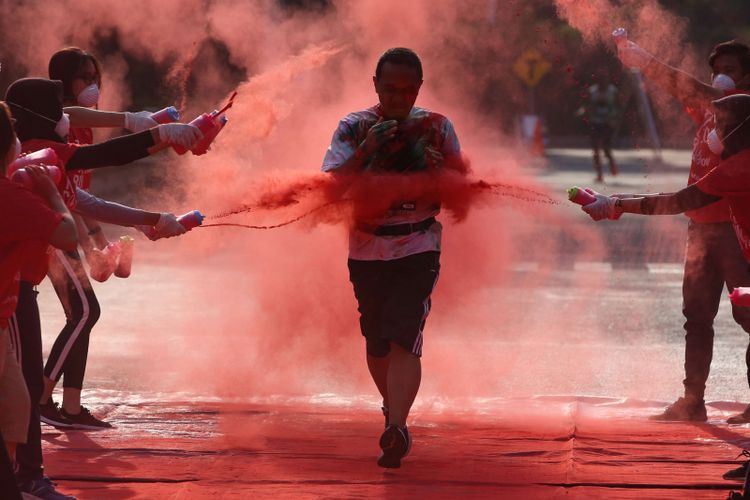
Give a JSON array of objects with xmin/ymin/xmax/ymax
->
[{"xmin": 348, "ymin": 251, "xmax": 440, "ymax": 358}]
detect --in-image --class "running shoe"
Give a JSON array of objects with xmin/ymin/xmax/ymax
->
[
  {"xmin": 39, "ymin": 399, "xmax": 73, "ymax": 429},
  {"xmin": 727, "ymin": 405, "xmax": 750, "ymax": 424},
  {"xmin": 377, "ymin": 425, "xmax": 411, "ymax": 468},
  {"xmin": 724, "ymin": 450, "xmax": 750, "ymax": 481},
  {"xmin": 60, "ymin": 405, "xmax": 112, "ymax": 430},
  {"xmin": 18, "ymin": 476, "xmax": 77, "ymax": 500},
  {"xmin": 649, "ymin": 396, "xmax": 707, "ymax": 422}
]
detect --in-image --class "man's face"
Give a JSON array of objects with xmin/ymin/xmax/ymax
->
[
  {"xmin": 373, "ymin": 62, "xmax": 422, "ymax": 121},
  {"xmin": 712, "ymin": 54, "xmax": 746, "ymax": 85}
]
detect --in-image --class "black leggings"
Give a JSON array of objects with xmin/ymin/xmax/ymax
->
[
  {"xmin": 45, "ymin": 249, "xmax": 101, "ymax": 390},
  {"xmin": 10, "ymin": 282, "xmax": 44, "ymax": 482}
]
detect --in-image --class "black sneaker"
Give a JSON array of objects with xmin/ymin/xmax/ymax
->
[
  {"xmin": 649, "ymin": 397, "xmax": 707, "ymax": 422},
  {"xmin": 727, "ymin": 405, "xmax": 750, "ymax": 424},
  {"xmin": 377, "ymin": 425, "xmax": 411, "ymax": 468},
  {"xmin": 724, "ymin": 450, "xmax": 750, "ymax": 481},
  {"xmin": 18, "ymin": 476, "xmax": 77, "ymax": 499},
  {"xmin": 60, "ymin": 405, "xmax": 113, "ymax": 430},
  {"xmin": 39, "ymin": 399, "xmax": 73, "ymax": 429}
]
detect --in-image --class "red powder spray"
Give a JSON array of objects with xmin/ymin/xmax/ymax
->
[{"xmin": 0, "ymin": 0, "xmax": 699, "ymax": 414}]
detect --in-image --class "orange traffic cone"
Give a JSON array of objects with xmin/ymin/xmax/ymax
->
[{"xmin": 531, "ymin": 119, "xmax": 545, "ymax": 156}]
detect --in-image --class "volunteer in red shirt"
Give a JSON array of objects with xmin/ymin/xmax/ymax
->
[
  {"xmin": 0, "ymin": 100, "xmax": 79, "ymax": 500},
  {"xmin": 49, "ymin": 47, "xmax": 157, "ymax": 267},
  {"xmin": 33, "ymin": 48, "xmax": 165, "ymax": 432},
  {"xmin": 5, "ymin": 77, "xmax": 201, "ymax": 493},
  {"xmin": 616, "ymin": 39, "xmax": 750, "ymax": 423}
]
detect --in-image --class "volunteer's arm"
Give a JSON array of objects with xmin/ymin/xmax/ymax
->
[
  {"xmin": 617, "ymin": 42, "xmax": 720, "ymax": 104},
  {"xmin": 65, "ymin": 107, "xmax": 157, "ymax": 132},
  {"xmin": 65, "ymin": 123, "xmax": 202, "ymax": 170},
  {"xmin": 582, "ymin": 185, "xmax": 722, "ymax": 220}
]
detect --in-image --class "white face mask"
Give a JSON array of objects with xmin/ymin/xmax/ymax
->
[
  {"xmin": 706, "ymin": 128, "xmax": 724, "ymax": 155},
  {"xmin": 76, "ymin": 84, "xmax": 100, "ymax": 107},
  {"xmin": 54, "ymin": 112, "xmax": 70, "ymax": 139},
  {"xmin": 712, "ymin": 73, "xmax": 736, "ymax": 91}
]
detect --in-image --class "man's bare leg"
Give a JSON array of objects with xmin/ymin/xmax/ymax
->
[
  {"xmin": 367, "ymin": 354, "xmax": 389, "ymax": 408},
  {"xmin": 386, "ymin": 342, "xmax": 421, "ymax": 427}
]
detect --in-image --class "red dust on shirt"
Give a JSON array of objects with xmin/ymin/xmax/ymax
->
[
  {"xmin": 0, "ymin": 178, "xmax": 63, "ymax": 319},
  {"xmin": 68, "ymin": 127, "xmax": 93, "ymax": 190},
  {"xmin": 696, "ymin": 149, "xmax": 750, "ymax": 261}
]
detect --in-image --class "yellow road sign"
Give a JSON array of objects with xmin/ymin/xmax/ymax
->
[{"xmin": 513, "ymin": 48, "xmax": 551, "ymax": 88}]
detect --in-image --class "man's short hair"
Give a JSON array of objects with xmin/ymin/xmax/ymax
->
[
  {"xmin": 709, "ymin": 40, "xmax": 750, "ymax": 75},
  {"xmin": 375, "ymin": 48, "xmax": 423, "ymax": 80}
]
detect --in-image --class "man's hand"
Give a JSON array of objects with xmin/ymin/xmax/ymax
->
[
  {"xmin": 424, "ymin": 145, "xmax": 444, "ymax": 169},
  {"xmin": 26, "ymin": 165, "xmax": 60, "ymax": 201},
  {"xmin": 582, "ymin": 188, "xmax": 623, "ymax": 221},
  {"xmin": 362, "ymin": 117, "xmax": 398, "ymax": 156}
]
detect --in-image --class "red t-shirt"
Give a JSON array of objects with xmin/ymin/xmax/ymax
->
[
  {"xmin": 685, "ymin": 105, "xmax": 731, "ymax": 223},
  {"xmin": 0, "ymin": 178, "xmax": 63, "ymax": 325},
  {"xmin": 68, "ymin": 127, "xmax": 93, "ymax": 190},
  {"xmin": 19, "ymin": 139, "xmax": 79, "ymax": 284},
  {"xmin": 22, "ymin": 139, "xmax": 79, "ymax": 209},
  {"xmin": 696, "ymin": 149, "xmax": 750, "ymax": 261}
]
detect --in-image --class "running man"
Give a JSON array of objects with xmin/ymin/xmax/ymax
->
[{"xmin": 321, "ymin": 47, "xmax": 463, "ymax": 468}]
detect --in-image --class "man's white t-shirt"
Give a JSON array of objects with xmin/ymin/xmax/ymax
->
[{"xmin": 322, "ymin": 105, "xmax": 461, "ymax": 261}]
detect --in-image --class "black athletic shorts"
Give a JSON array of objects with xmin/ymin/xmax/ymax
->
[{"xmin": 347, "ymin": 251, "xmax": 440, "ymax": 358}]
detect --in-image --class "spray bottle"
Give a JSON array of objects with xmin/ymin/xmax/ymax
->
[
  {"xmin": 567, "ymin": 186, "xmax": 597, "ymax": 206},
  {"xmin": 176, "ymin": 210, "xmax": 205, "ymax": 230},
  {"xmin": 173, "ymin": 91, "xmax": 236, "ymax": 156},
  {"xmin": 150, "ymin": 106, "xmax": 180, "ymax": 124},
  {"xmin": 172, "ymin": 111, "xmax": 228, "ymax": 156},
  {"xmin": 10, "ymin": 165, "xmax": 62, "ymax": 190},
  {"xmin": 729, "ymin": 287, "xmax": 750, "ymax": 307},
  {"xmin": 88, "ymin": 242, "xmax": 121, "ymax": 283},
  {"xmin": 114, "ymin": 235, "xmax": 135, "ymax": 278},
  {"xmin": 612, "ymin": 27, "xmax": 628, "ymax": 47},
  {"xmin": 8, "ymin": 148, "xmax": 59, "ymax": 176}
]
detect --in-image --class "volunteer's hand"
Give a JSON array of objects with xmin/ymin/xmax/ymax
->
[
  {"xmin": 157, "ymin": 123, "xmax": 203, "ymax": 149},
  {"xmin": 142, "ymin": 213, "xmax": 187, "ymax": 241},
  {"xmin": 124, "ymin": 111, "xmax": 158, "ymax": 133},
  {"xmin": 26, "ymin": 166, "xmax": 59, "ymax": 200},
  {"xmin": 581, "ymin": 188, "xmax": 622, "ymax": 221},
  {"xmin": 617, "ymin": 40, "xmax": 654, "ymax": 70},
  {"xmin": 362, "ymin": 117, "xmax": 398, "ymax": 156}
]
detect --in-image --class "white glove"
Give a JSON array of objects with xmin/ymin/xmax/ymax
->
[
  {"xmin": 137, "ymin": 213, "xmax": 187, "ymax": 241},
  {"xmin": 581, "ymin": 189, "xmax": 621, "ymax": 221},
  {"xmin": 617, "ymin": 40, "xmax": 654, "ymax": 70},
  {"xmin": 157, "ymin": 123, "xmax": 203, "ymax": 149},
  {"xmin": 124, "ymin": 111, "xmax": 158, "ymax": 133}
]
